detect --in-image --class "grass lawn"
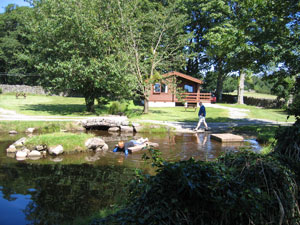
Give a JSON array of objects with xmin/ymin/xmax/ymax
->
[
  {"xmin": 0, "ymin": 93, "xmax": 107, "ymax": 116},
  {"xmin": 225, "ymin": 91, "xmax": 277, "ymax": 99},
  {"xmin": 219, "ymin": 103, "xmax": 295, "ymax": 123},
  {"xmin": 129, "ymin": 106, "xmax": 230, "ymax": 122},
  {"xmin": 0, "ymin": 93, "xmax": 295, "ymax": 123}
]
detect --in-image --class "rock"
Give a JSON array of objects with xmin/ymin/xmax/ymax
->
[
  {"xmin": 85, "ymin": 137, "xmax": 106, "ymax": 150},
  {"xmin": 85, "ymin": 155, "xmax": 100, "ymax": 162},
  {"xmin": 120, "ymin": 126, "xmax": 134, "ymax": 133},
  {"xmin": 108, "ymin": 127, "xmax": 120, "ymax": 132},
  {"xmin": 16, "ymin": 150, "xmax": 28, "ymax": 158},
  {"xmin": 50, "ymin": 157, "xmax": 63, "ymax": 162},
  {"xmin": 9, "ymin": 130, "xmax": 18, "ymax": 134},
  {"xmin": 35, "ymin": 145, "xmax": 47, "ymax": 151},
  {"xmin": 102, "ymin": 144, "xmax": 109, "ymax": 151},
  {"xmin": 133, "ymin": 126, "xmax": 145, "ymax": 133},
  {"xmin": 26, "ymin": 128, "xmax": 35, "ymax": 133},
  {"xmin": 13, "ymin": 137, "xmax": 26, "ymax": 147},
  {"xmin": 28, "ymin": 150, "xmax": 42, "ymax": 157},
  {"xmin": 6, "ymin": 145, "xmax": 17, "ymax": 153},
  {"xmin": 6, "ymin": 153, "xmax": 15, "ymax": 158},
  {"xmin": 49, "ymin": 145, "xmax": 64, "ymax": 155},
  {"xmin": 95, "ymin": 143, "xmax": 109, "ymax": 152}
]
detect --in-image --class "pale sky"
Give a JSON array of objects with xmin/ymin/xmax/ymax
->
[{"xmin": 0, "ymin": 0, "xmax": 31, "ymax": 13}]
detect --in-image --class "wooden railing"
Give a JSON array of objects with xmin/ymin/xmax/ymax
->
[{"xmin": 178, "ymin": 92, "xmax": 211, "ymax": 103}]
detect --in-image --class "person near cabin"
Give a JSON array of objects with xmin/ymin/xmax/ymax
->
[
  {"xmin": 113, "ymin": 138, "xmax": 148, "ymax": 155},
  {"xmin": 194, "ymin": 101, "xmax": 208, "ymax": 131}
]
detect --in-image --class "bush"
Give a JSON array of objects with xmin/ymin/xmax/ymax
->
[
  {"xmin": 108, "ymin": 101, "xmax": 128, "ymax": 115},
  {"xmin": 0, "ymin": 88, "xmax": 2, "ymax": 94},
  {"xmin": 93, "ymin": 151, "xmax": 299, "ymax": 225}
]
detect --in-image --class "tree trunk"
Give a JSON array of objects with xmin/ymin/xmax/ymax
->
[
  {"xmin": 85, "ymin": 96, "xmax": 95, "ymax": 112},
  {"xmin": 216, "ymin": 72, "xmax": 224, "ymax": 102},
  {"xmin": 237, "ymin": 71, "xmax": 245, "ymax": 104},
  {"xmin": 143, "ymin": 97, "xmax": 149, "ymax": 114}
]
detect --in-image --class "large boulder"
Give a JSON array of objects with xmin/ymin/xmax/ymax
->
[
  {"xmin": 49, "ymin": 145, "xmax": 64, "ymax": 155},
  {"xmin": 121, "ymin": 126, "xmax": 134, "ymax": 133},
  {"xmin": 13, "ymin": 137, "xmax": 26, "ymax": 148},
  {"xmin": 6, "ymin": 145, "xmax": 17, "ymax": 153},
  {"xmin": 26, "ymin": 128, "xmax": 36, "ymax": 133},
  {"xmin": 28, "ymin": 150, "xmax": 42, "ymax": 157},
  {"xmin": 108, "ymin": 127, "xmax": 120, "ymax": 132},
  {"xmin": 85, "ymin": 137, "xmax": 106, "ymax": 150},
  {"xmin": 16, "ymin": 150, "xmax": 28, "ymax": 159},
  {"xmin": 9, "ymin": 130, "xmax": 18, "ymax": 134}
]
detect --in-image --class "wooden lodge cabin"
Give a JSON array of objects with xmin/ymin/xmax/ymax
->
[{"xmin": 149, "ymin": 71, "xmax": 212, "ymax": 107}]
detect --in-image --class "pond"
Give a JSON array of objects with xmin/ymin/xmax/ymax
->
[{"xmin": 0, "ymin": 131, "xmax": 261, "ymax": 225}]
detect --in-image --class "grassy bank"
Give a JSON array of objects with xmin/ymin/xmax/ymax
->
[
  {"xmin": 232, "ymin": 125, "xmax": 279, "ymax": 154},
  {"xmin": 0, "ymin": 121, "xmax": 82, "ymax": 133},
  {"xmin": 25, "ymin": 132, "xmax": 94, "ymax": 153}
]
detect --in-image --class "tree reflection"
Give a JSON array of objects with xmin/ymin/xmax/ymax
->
[{"xmin": 0, "ymin": 163, "xmax": 134, "ymax": 224}]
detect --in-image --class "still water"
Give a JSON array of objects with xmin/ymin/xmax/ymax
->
[{"xmin": 0, "ymin": 131, "xmax": 261, "ymax": 225}]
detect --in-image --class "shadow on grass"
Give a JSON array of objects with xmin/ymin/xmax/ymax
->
[{"xmin": 20, "ymin": 104, "xmax": 108, "ymax": 116}]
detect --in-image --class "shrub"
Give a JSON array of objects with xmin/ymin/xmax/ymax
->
[
  {"xmin": 93, "ymin": 151, "xmax": 299, "ymax": 225},
  {"xmin": 0, "ymin": 88, "xmax": 2, "ymax": 94},
  {"xmin": 108, "ymin": 101, "xmax": 128, "ymax": 115}
]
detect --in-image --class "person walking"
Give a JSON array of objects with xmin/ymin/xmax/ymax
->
[{"xmin": 194, "ymin": 101, "xmax": 208, "ymax": 131}]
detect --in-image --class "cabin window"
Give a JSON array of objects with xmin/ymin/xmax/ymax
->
[
  {"xmin": 154, "ymin": 83, "xmax": 161, "ymax": 93},
  {"xmin": 184, "ymin": 84, "xmax": 194, "ymax": 93},
  {"xmin": 161, "ymin": 84, "xmax": 168, "ymax": 93},
  {"xmin": 154, "ymin": 83, "xmax": 168, "ymax": 93}
]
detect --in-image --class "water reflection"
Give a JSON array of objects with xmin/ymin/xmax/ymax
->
[{"xmin": 0, "ymin": 163, "xmax": 134, "ymax": 225}]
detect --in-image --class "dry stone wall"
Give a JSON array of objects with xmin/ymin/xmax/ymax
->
[{"xmin": 0, "ymin": 84, "xmax": 47, "ymax": 95}]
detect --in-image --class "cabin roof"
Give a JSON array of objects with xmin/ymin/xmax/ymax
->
[{"xmin": 162, "ymin": 71, "xmax": 203, "ymax": 84}]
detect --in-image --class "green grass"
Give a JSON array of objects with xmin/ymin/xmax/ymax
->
[
  {"xmin": 219, "ymin": 103, "xmax": 295, "ymax": 122},
  {"xmin": 0, "ymin": 93, "xmax": 107, "ymax": 116},
  {"xmin": 232, "ymin": 125, "xmax": 278, "ymax": 144},
  {"xmin": 225, "ymin": 91, "xmax": 277, "ymax": 99},
  {"xmin": 0, "ymin": 93, "xmax": 295, "ymax": 123},
  {"xmin": 25, "ymin": 132, "xmax": 95, "ymax": 153},
  {"xmin": 0, "ymin": 121, "xmax": 82, "ymax": 133},
  {"xmin": 232, "ymin": 125, "xmax": 279, "ymax": 155},
  {"xmin": 129, "ymin": 106, "xmax": 230, "ymax": 122}
]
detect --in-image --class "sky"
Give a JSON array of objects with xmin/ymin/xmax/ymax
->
[{"xmin": 0, "ymin": 0, "xmax": 31, "ymax": 13}]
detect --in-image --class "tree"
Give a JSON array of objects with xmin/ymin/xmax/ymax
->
[
  {"xmin": 0, "ymin": 4, "xmax": 35, "ymax": 84},
  {"xmin": 118, "ymin": 0, "xmax": 191, "ymax": 113},
  {"xmin": 29, "ymin": 0, "xmax": 134, "ymax": 112},
  {"xmin": 186, "ymin": 0, "xmax": 299, "ymax": 104}
]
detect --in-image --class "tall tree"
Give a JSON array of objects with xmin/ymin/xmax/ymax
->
[
  {"xmin": 118, "ymin": 0, "xmax": 191, "ymax": 113},
  {"xmin": 0, "ymin": 4, "xmax": 35, "ymax": 84},
  {"xmin": 29, "ymin": 0, "xmax": 134, "ymax": 112}
]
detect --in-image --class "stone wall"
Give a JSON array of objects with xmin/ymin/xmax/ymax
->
[{"xmin": 0, "ymin": 84, "xmax": 47, "ymax": 95}]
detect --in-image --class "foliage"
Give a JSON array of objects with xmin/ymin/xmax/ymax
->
[
  {"xmin": 25, "ymin": 132, "xmax": 94, "ymax": 153},
  {"xmin": 0, "ymin": 88, "xmax": 2, "ymax": 94},
  {"xmin": 0, "ymin": 4, "xmax": 35, "ymax": 78},
  {"xmin": 28, "ymin": 0, "xmax": 134, "ymax": 112},
  {"xmin": 108, "ymin": 101, "xmax": 128, "ymax": 115},
  {"xmin": 94, "ymin": 150, "xmax": 299, "ymax": 224},
  {"xmin": 119, "ymin": 0, "xmax": 191, "ymax": 113},
  {"xmin": 185, "ymin": 0, "xmax": 299, "ymax": 103},
  {"xmin": 274, "ymin": 123, "xmax": 300, "ymax": 162}
]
